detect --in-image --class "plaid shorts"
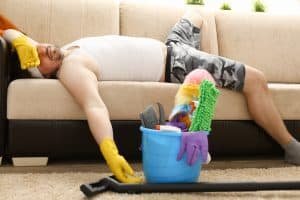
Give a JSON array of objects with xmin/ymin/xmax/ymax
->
[{"xmin": 165, "ymin": 18, "xmax": 246, "ymax": 91}]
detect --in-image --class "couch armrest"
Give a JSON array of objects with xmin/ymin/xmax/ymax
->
[
  {"xmin": 0, "ymin": 36, "xmax": 9, "ymax": 157},
  {"xmin": 0, "ymin": 36, "xmax": 33, "ymax": 106},
  {"xmin": 0, "ymin": 36, "xmax": 29, "ymax": 157},
  {"xmin": 0, "ymin": 36, "xmax": 9, "ymax": 121}
]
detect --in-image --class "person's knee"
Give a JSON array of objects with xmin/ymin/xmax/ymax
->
[
  {"xmin": 255, "ymin": 70, "xmax": 267, "ymax": 88},
  {"xmin": 244, "ymin": 66, "xmax": 268, "ymax": 94},
  {"xmin": 182, "ymin": 10, "xmax": 203, "ymax": 29}
]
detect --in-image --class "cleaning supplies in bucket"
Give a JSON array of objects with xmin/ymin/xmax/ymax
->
[{"xmin": 139, "ymin": 76, "xmax": 219, "ymax": 183}]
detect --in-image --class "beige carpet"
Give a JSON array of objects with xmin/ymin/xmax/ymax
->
[{"xmin": 1, "ymin": 160, "xmax": 300, "ymax": 200}]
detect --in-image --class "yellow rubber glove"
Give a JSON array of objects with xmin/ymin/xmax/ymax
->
[
  {"xmin": 100, "ymin": 138, "xmax": 143, "ymax": 183},
  {"xmin": 12, "ymin": 35, "xmax": 40, "ymax": 70},
  {"xmin": 175, "ymin": 83, "xmax": 200, "ymax": 105}
]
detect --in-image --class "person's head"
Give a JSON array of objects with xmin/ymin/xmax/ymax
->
[{"xmin": 35, "ymin": 43, "xmax": 64, "ymax": 78}]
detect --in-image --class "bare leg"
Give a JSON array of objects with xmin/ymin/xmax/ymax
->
[
  {"xmin": 242, "ymin": 66, "xmax": 300, "ymax": 165},
  {"xmin": 242, "ymin": 65, "xmax": 292, "ymax": 146}
]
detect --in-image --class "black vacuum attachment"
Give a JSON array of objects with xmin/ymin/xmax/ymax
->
[{"xmin": 80, "ymin": 176, "xmax": 300, "ymax": 197}]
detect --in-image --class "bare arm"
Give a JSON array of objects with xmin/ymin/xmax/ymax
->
[
  {"xmin": 58, "ymin": 55, "xmax": 113, "ymax": 144},
  {"xmin": 57, "ymin": 54, "xmax": 142, "ymax": 183},
  {"xmin": 2, "ymin": 29, "xmax": 21, "ymax": 42},
  {"xmin": 2, "ymin": 29, "xmax": 37, "ymax": 45},
  {"xmin": 2, "ymin": 29, "xmax": 40, "ymax": 70}
]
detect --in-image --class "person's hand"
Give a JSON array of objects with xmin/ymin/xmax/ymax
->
[
  {"xmin": 12, "ymin": 35, "xmax": 40, "ymax": 70},
  {"xmin": 100, "ymin": 138, "xmax": 143, "ymax": 183},
  {"xmin": 177, "ymin": 131, "xmax": 209, "ymax": 165}
]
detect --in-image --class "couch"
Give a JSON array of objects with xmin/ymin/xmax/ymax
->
[{"xmin": 1, "ymin": 0, "xmax": 300, "ymax": 166}]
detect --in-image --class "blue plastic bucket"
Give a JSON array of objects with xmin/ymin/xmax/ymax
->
[{"xmin": 140, "ymin": 126, "xmax": 202, "ymax": 183}]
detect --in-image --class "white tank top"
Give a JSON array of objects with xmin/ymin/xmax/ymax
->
[{"xmin": 62, "ymin": 35, "xmax": 165, "ymax": 81}]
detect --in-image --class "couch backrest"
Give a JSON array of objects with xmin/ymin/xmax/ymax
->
[
  {"xmin": 215, "ymin": 11, "xmax": 300, "ymax": 83},
  {"xmin": 2, "ymin": 0, "xmax": 300, "ymax": 83},
  {"xmin": 120, "ymin": 0, "xmax": 219, "ymax": 55},
  {"xmin": 0, "ymin": 0, "xmax": 119, "ymax": 46}
]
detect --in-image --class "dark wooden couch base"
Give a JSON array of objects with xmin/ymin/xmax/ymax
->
[{"xmin": 6, "ymin": 120, "xmax": 300, "ymax": 162}]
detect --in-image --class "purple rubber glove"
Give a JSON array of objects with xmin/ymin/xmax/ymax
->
[{"xmin": 177, "ymin": 131, "xmax": 209, "ymax": 166}]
